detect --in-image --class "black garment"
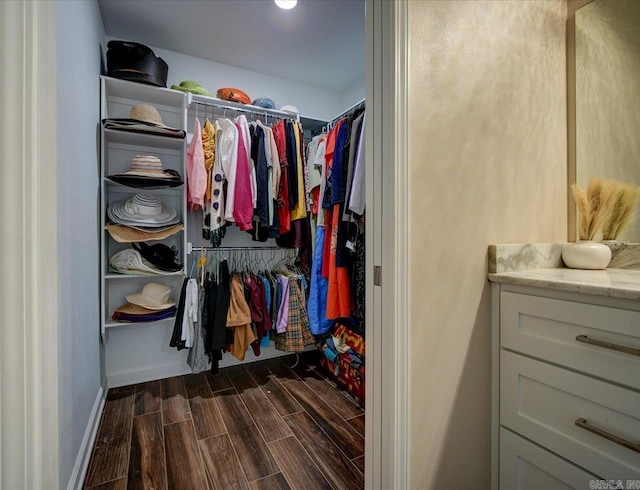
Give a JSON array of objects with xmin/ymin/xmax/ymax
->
[
  {"xmin": 285, "ymin": 121, "xmax": 298, "ymax": 210},
  {"xmin": 251, "ymin": 124, "xmax": 270, "ymax": 227},
  {"xmin": 331, "ymin": 119, "xmax": 351, "ymax": 206},
  {"xmin": 204, "ymin": 260, "xmax": 230, "ymax": 355},
  {"xmin": 170, "ymin": 278, "xmax": 189, "ymax": 350},
  {"xmin": 276, "ymin": 215, "xmax": 311, "ymax": 249},
  {"xmin": 350, "ymin": 228, "xmax": 366, "ymax": 337}
]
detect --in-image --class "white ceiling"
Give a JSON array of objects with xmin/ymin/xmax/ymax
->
[{"xmin": 97, "ymin": 0, "xmax": 366, "ymax": 93}]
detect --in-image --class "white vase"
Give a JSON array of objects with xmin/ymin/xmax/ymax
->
[{"xmin": 562, "ymin": 240, "xmax": 611, "ymax": 270}]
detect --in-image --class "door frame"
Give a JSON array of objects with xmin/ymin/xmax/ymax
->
[
  {"xmin": 0, "ymin": 0, "xmax": 410, "ymax": 488},
  {"xmin": 0, "ymin": 0, "xmax": 60, "ymax": 488},
  {"xmin": 365, "ymin": 1, "xmax": 410, "ymax": 489}
]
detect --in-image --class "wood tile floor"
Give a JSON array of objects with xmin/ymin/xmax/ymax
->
[{"xmin": 83, "ymin": 351, "xmax": 364, "ymax": 490}]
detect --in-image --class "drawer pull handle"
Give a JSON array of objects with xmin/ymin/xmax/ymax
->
[
  {"xmin": 575, "ymin": 418, "xmax": 640, "ymax": 453},
  {"xmin": 575, "ymin": 335, "xmax": 640, "ymax": 357}
]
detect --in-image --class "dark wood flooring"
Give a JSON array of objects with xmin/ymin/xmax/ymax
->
[{"xmin": 83, "ymin": 351, "xmax": 364, "ymax": 490}]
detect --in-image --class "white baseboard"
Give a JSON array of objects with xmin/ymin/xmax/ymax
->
[
  {"xmin": 107, "ymin": 344, "xmax": 317, "ymax": 387},
  {"xmin": 218, "ymin": 343, "xmax": 317, "ymax": 369},
  {"xmin": 107, "ymin": 361, "xmax": 193, "ymax": 388},
  {"xmin": 66, "ymin": 386, "xmax": 107, "ymax": 490}
]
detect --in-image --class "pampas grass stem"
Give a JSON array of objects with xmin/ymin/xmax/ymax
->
[
  {"xmin": 602, "ymin": 182, "xmax": 640, "ymax": 240},
  {"xmin": 571, "ymin": 183, "xmax": 590, "ymax": 240}
]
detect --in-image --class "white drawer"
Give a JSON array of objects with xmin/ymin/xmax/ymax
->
[
  {"xmin": 501, "ymin": 350, "xmax": 640, "ymax": 479},
  {"xmin": 500, "ymin": 428, "xmax": 598, "ymax": 489},
  {"xmin": 501, "ymin": 291, "xmax": 640, "ymax": 391}
]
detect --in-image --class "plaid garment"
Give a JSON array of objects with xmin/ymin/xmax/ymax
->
[{"xmin": 275, "ymin": 279, "xmax": 315, "ymax": 352}]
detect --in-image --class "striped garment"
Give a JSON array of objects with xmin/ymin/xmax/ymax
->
[{"xmin": 275, "ymin": 279, "xmax": 315, "ymax": 353}]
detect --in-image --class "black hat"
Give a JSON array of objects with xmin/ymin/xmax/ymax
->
[{"xmin": 133, "ymin": 242, "xmax": 182, "ymax": 272}]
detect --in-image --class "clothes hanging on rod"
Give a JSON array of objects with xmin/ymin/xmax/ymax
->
[
  {"xmin": 324, "ymin": 98, "xmax": 365, "ymax": 132},
  {"xmin": 306, "ymin": 103, "xmax": 366, "ymax": 336},
  {"xmin": 172, "ymin": 246, "xmax": 315, "ymax": 373},
  {"xmin": 187, "ymin": 99, "xmax": 309, "ymax": 249},
  {"xmin": 180, "ymin": 100, "xmax": 367, "ymax": 366}
]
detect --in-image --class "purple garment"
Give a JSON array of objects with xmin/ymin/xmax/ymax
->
[{"xmin": 276, "ymin": 275, "xmax": 290, "ymax": 334}]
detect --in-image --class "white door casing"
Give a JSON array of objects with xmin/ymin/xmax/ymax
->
[
  {"xmin": 366, "ymin": 1, "xmax": 410, "ymax": 489},
  {"xmin": 0, "ymin": 0, "xmax": 409, "ymax": 488},
  {"xmin": 0, "ymin": 1, "xmax": 59, "ymax": 488}
]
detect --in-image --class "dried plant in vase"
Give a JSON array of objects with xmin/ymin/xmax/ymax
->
[
  {"xmin": 564, "ymin": 178, "xmax": 616, "ymax": 269},
  {"xmin": 570, "ymin": 178, "xmax": 617, "ymax": 240},
  {"xmin": 601, "ymin": 181, "xmax": 640, "ymax": 241}
]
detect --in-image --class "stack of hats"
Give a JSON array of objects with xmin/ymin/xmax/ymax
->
[
  {"xmin": 112, "ymin": 282, "xmax": 177, "ymax": 323},
  {"xmin": 108, "ymin": 155, "xmax": 183, "ymax": 189},
  {"xmin": 103, "ymin": 104, "xmax": 186, "ymax": 139},
  {"xmin": 109, "ymin": 243, "xmax": 182, "ymax": 275},
  {"xmin": 107, "ymin": 192, "xmax": 179, "ymax": 229}
]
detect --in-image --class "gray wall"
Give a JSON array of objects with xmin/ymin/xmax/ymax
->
[{"xmin": 57, "ymin": 1, "xmax": 105, "ymax": 487}]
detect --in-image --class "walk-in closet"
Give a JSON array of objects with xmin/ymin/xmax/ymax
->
[{"xmin": 86, "ymin": 1, "xmax": 367, "ymax": 488}]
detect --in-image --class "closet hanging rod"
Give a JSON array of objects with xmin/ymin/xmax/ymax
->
[
  {"xmin": 190, "ymin": 245, "xmax": 290, "ymax": 253},
  {"xmin": 328, "ymin": 98, "xmax": 365, "ymax": 127},
  {"xmin": 187, "ymin": 93, "xmax": 300, "ymax": 122}
]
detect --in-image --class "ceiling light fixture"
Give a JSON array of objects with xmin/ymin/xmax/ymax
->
[{"xmin": 275, "ymin": 0, "xmax": 297, "ymax": 9}]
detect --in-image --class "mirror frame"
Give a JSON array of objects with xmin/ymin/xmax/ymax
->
[{"xmin": 567, "ymin": 0, "xmax": 593, "ymax": 242}]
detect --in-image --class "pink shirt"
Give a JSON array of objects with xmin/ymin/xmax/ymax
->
[
  {"xmin": 186, "ymin": 118, "xmax": 207, "ymax": 211},
  {"xmin": 233, "ymin": 122, "xmax": 254, "ymax": 231}
]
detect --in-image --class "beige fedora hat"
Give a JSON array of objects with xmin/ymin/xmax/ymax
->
[{"xmin": 125, "ymin": 282, "xmax": 176, "ymax": 310}]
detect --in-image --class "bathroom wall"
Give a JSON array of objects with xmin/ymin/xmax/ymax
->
[{"xmin": 407, "ymin": 1, "xmax": 567, "ymax": 487}]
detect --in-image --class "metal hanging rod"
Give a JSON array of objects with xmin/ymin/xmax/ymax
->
[
  {"xmin": 328, "ymin": 98, "xmax": 365, "ymax": 127},
  {"xmin": 187, "ymin": 93, "xmax": 300, "ymax": 122},
  {"xmin": 189, "ymin": 245, "xmax": 292, "ymax": 254}
]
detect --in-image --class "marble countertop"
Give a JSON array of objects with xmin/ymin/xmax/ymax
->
[{"xmin": 489, "ymin": 268, "xmax": 640, "ymax": 300}]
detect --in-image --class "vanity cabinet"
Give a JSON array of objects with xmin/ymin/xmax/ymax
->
[{"xmin": 491, "ymin": 282, "xmax": 640, "ymax": 489}]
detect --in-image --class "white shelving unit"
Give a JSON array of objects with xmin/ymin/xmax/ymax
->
[
  {"xmin": 99, "ymin": 78, "xmax": 327, "ymax": 387},
  {"xmin": 100, "ymin": 76, "xmax": 189, "ymax": 386}
]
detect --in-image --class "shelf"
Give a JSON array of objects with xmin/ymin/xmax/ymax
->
[
  {"xmin": 105, "ymin": 272, "xmax": 184, "ymax": 280},
  {"xmin": 103, "ymin": 128, "xmax": 185, "ymax": 150},
  {"xmin": 103, "ymin": 178, "xmax": 185, "ymax": 193},
  {"xmin": 102, "ymin": 76, "xmax": 186, "ymax": 108},
  {"xmin": 104, "ymin": 316, "xmax": 176, "ymax": 329}
]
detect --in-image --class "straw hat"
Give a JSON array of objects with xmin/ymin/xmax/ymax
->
[
  {"xmin": 126, "ymin": 282, "xmax": 176, "ymax": 310},
  {"xmin": 107, "ymin": 155, "xmax": 183, "ymax": 189},
  {"xmin": 130, "ymin": 104, "xmax": 166, "ymax": 126},
  {"xmin": 102, "ymin": 104, "xmax": 186, "ymax": 139},
  {"xmin": 105, "ymin": 223, "xmax": 184, "ymax": 243}
]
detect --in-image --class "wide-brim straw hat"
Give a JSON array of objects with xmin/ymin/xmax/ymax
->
[
  {"xmin": 105, "ymin": 223, "xmax": 184, "ymax": 243},
  {"xmin": 107, "ymin": 155, "xmax": 183, "ymax": 189},
  {"xmin": 125, "ymin": 282, "xmax": 176, "ymax": 310},
  {"xmin": 107, "ymin": 192, "xmax": 178, "ymax": 227}
]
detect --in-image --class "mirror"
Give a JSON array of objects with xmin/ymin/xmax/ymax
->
[{"xmin": 575, "ymin": 0, "xmax": 640, "ymax": 241}]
